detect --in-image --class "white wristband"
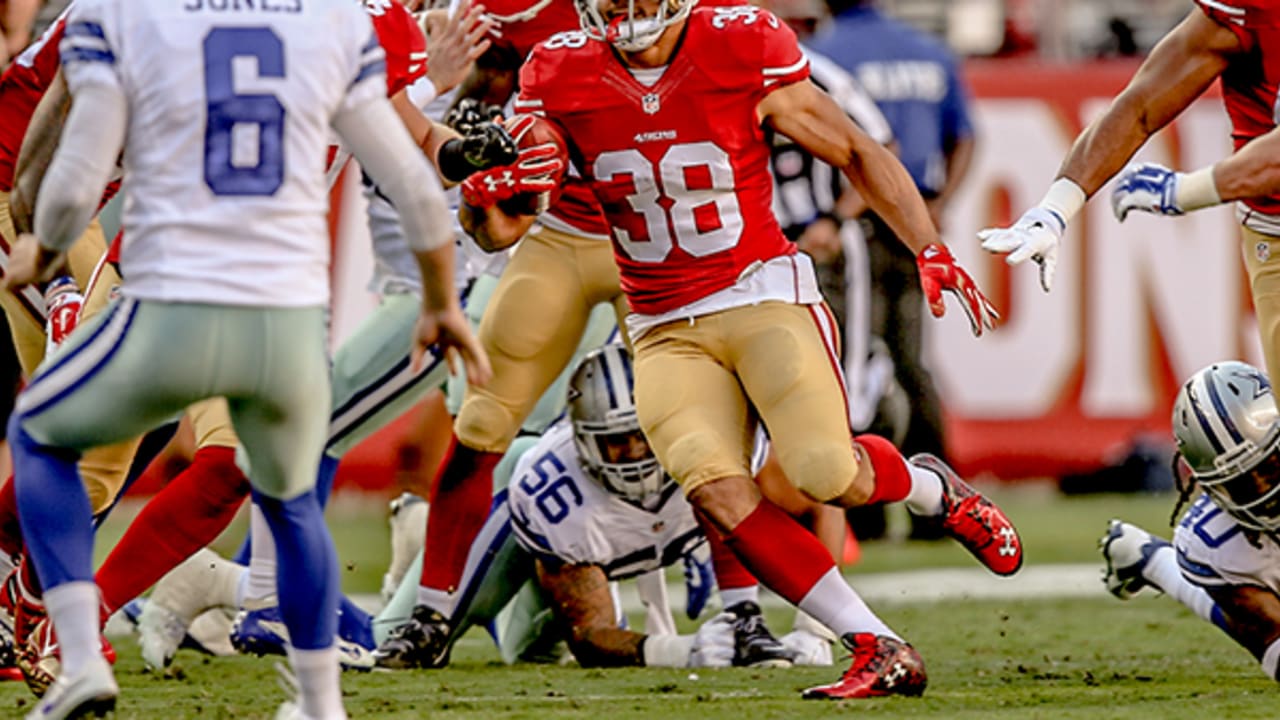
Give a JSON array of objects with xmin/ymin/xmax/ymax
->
[
  {"xmin": 1037, "ymin": 178, "xmax": 1088, "ymax": 227},
  {"xmin": 641, "ymin": 634, "xmax": 694, "ymax": 667},
  {"xmin": 1175, "ymin": 166, "xmax": 1222, "ymax": 212},
  {"xmin": 407, "ymin": 75, "xmax": 439, "ymax": 112}
]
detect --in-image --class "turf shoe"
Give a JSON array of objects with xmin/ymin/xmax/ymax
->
[
  {"xmin": 23, "ymin": 655, "xmax": 116, "ymax": 720},
  {"xmin": 1100, "ymin": 519, "xmax": 1172, "ymax": 599},
  {"xmin": 801, "ymin": 633, "xmax": 927, "ymax": 699},
  {"xmin": 372, "ymin": 604, "xmax": 451, "ymax": 670},
  {"xmin": 137, "ymin": 548, "xmax": 241, "ymax": 670},
  {"xmin": 724, "ymin": 601, "xmax": 794, "ymax": 668},
  {"xmin": 231, "ymin": 605, "xmax": 375, "ymax": 671},
  {"xmin": 909, "ymin": 453, "xmax": 1023, "ymax": 576},
  {"xmin": 381, "ymin": 493, "xmax": 427, "ymax": 603}
]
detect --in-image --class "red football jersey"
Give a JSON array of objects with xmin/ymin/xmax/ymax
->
[
  {"xmin": 1195, "ymin": 0, "xmax": 1280, "ymax": 214},
  {"xmin": 0, "ymin": 12, "xmax": 67, "ymax": 193},
  {"xmin": 365, "ymin": 0, "xmax": 428, "ymax": 97},
  {"xmin": 516, "ymin": 6, "xmax": 809, "ymax": 314}
]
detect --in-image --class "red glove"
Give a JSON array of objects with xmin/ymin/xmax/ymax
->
[
  {"xmin": 916, "ymin": 243, "xmax": 999, "ymax": 337},
  {"xmin": 460, "ymin": 143, "xmax": 564, "ymax": 211}
]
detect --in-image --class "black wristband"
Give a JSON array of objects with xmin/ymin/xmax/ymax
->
[{"xmin": 437, "ymin": 138, "xmax": 478, "ymax": 183}]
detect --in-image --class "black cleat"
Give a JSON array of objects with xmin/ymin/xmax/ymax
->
[
  {"xmin": 372, "ymin": 605, "xmax": 452, "ymax": 670},
  {"xmin": 725, "ymin": 601, "xmax": 794, "ymax": 668}
]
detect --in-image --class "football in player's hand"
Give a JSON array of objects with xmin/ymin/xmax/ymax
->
[{"xmin": 496, "ymin": 113, "xmax": 570, "ymax": 217}]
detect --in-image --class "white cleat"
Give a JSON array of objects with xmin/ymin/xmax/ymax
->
[
  {"xmin": 138, "ymin": 548, "xmax": 241, "ymax": 670},
  {"xmin": 1099, "ymin": 519, "xmax": 1172, "ymax": 599},
  {"xmin": 25, "ymin": 656, "xmax": 117, "ymax": 720},
  {"xmin": 381, "ymin": 493, "xmax": 427, "ymax": 603}
]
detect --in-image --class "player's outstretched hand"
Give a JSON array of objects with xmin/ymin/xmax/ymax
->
[
  {"xmin": 423, "ymin": 1, "xmax": 493, "ymax": 97},
  {"xmin": 4, "ymin": 234, "xmax": 66, "ymax": 291},
  {"xmin": 916, "ymin": 243, "xmax": 999, "ymax": 337},
  {"xmin": 1111, "ymin": 162, "xmax": 1183, "ymax": 222},
  {"xmin": 689, "ymin": 613, "xmax": 735, "ymax": 668},
  {"xmin": 977, "ymin": 206, "xmax": 1065, "ymax": 293},
  {"xmin": 460, "ymin": 143, "xmax": 563, "ymax": 210},
  {"xmin": 412, "ymin": 304, "xmax": 493, "ymax": 386}
]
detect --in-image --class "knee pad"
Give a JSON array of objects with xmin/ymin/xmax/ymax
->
[
  {"xmin": 455, "ymin": 394, "xmax": 520, "ymax": 453},
  {"xmin": 782, "ymin": 443, "xmax": 857, "ymax": 504}
]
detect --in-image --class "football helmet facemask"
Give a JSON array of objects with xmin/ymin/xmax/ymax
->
[
  {"xmin": 566, "ymin": 344, "xmax": 670, "ymax": 504},
  {"xmin": 575, "ymin": 0, "xmax": 695, "ymax": 52},
  {"xmin": 1172, "ymin": 361, "xmax": 1280, "ymax": 532}
]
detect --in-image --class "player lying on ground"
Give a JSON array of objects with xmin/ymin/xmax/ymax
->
[{"xmin": 1102, "ymin": 360, "xmax": 1280, "ymax": 683}]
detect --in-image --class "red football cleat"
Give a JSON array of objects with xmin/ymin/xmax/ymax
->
[
  {"xmin": 802, "ymin": 633, "xmax": 927, "ymax": 699},
  {"xmin": 19, "ymin": 618, "xmax": 116, "ymax": 698},
  {"xmin": 910, "ymin": 453, "xmax": 1023, "ymax": 576}
]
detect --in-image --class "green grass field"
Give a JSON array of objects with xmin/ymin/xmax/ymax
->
[{"xmin": 4, "ymin": 487, "xmax": 1275, "ymax": 718}]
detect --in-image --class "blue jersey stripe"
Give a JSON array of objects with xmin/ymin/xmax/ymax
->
[
  {"xmin": 350, "ymin": 59, "xmax": 385, "ymax": 89},
  {"xmin": 65, "ymin": 20, "xmax": 106, "ymax": 39},
  {"xmin": 61, "ymin": 46, "xmax": 115, "ymax": 65}
]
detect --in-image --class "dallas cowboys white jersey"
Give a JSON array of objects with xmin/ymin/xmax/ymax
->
[
  {"xmin": 509, "ymin": 422, "xmax": 703, "ymax": 580},
  {"xmin": 1174, "ymin": 493, "xmax": 1280, "ymax": 592},
  {"xmin": 63, "ymin": 0, "xmax": 385, "ymax": 307}
]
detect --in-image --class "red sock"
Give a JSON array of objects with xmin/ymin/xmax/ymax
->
[
  {"xmin": 723, "ymin": 499, "xmax": 834, "ymax": 606},
  {"xmin": 698, "ymin": 514, "xmax": 756, "ymax": 590},
  {"xmin": 856, "ymin": 434, "xmax": 912, "ymax": 506},
  {"xmin": 419, "ymin": 436, "xmax": 501, "ymax": 593},
  {"xmin": 0, "ymin": 476, "xmax": 21, "ymax": 558},
  {"xmin": 96, "ymin": 446, "xmax": 249, "ymax": 614}
]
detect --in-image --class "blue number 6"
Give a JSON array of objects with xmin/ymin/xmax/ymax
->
[{"xmin": 203, "ymin": 27, "xmax": 286, "ymax": 196}]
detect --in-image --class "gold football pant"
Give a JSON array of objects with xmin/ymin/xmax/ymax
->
[
  {"xmin": 633, "ymin": 301, "xmax": 856, "ymax": 501},
  {"xmin": 455, "ymin": 225, "xmax": 627, "ymax": 453},
  {"xmin": 1243, "ymin": 226, "xmax": 1280, "ymax": 388}
]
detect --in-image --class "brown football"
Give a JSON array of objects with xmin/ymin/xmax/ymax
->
[{"xmin": 496, "ymin": 113, "xmax": 569, "ymax": 217}]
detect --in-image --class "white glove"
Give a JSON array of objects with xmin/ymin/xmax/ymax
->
[
  {"xmin": 978, "ymin": 206, "xmax": 1065, "ymax": 293},
  {"xmin": 1111, "ymin": 162, "xmax": 1183, "ymax": 222},
  {"xmin": 688, "ymin": 612, "xmax": 736, "ymax": 668},
  {"xmin": 779, "ymin": 630, "xmax": 833, "ymax": 666}
]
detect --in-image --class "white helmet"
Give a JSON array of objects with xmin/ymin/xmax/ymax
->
[
  {"xmin": 1172, "ymin": 361, "xmax": 1280, "ymax": 532},
  {"xmin": 566, "ymin": 344, "xmax": 670, "ymax": 503},
  {"xmin": 574, "ymin": 0, "xmax": 696, "ymax": 52}
]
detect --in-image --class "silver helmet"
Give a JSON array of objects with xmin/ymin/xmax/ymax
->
[
  {"xmin": 1172, "ymin": 361, "xmax": 1280, "ymax": 532},
  {"xmin": 566, "ymin": 344, "xmax": 669, "ymax": 503},
  {"xmin": 574, "ymin": 0, "xmax": 696, "ymax": 52}
]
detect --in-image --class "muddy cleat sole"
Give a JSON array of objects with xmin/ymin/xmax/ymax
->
[
  {"xmin": 910, "ymin": 453, "xmax": 1023, "ymax": 576},
  {"xmin": 1100, "ymin": 519, "xmax": 1171, "ymax": 599},
  {"xmin": 802, "ymin": 633, "xmax": 926, "ymax": 699}
]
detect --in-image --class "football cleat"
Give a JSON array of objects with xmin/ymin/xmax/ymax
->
[
  {"xmin": 802, "ymin": 633, "xmax": 927, "ymax": 700},
  {"xmin": 1100, "ymin": 519, "xmax": 1172, "ymax": 600},
  {"xmin": 372, "ymin": 604, "xmax": 451, "ymax": 670},
  {"xmin": 231, "ymin": 606, "xmax": 375, "ymax": 671},
  {"xmin": 18, "ymin": 618, "xmax": 117, "ymax": 698},
  {"xmin": 724, "ymin": 601, "xmax": 794, "ymax": 668},
  {"xmin": 381, "ymin": 493, "xmax": 427, "ymax": 603},
  {"xmin": 23, "ymin": 656, "xmax": 116, "ymax": 720},
  {"xmin": 137, "ymin": 548, "xmax": 241, "ymax": 670},
  {"xmin": 910, "ymin": 453, "xmax": 1023, "ymax": 576}
]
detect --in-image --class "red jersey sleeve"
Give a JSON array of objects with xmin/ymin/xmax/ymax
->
[
  {"xmin": 1194, "ymin": 0, "xmax": 1255, "ymax": 50},
  {"xmin": 753, "ymin": 9, "xmax": 809, "ymax": 92},
  {"xmin": 365, "ymin": 0, "xmax": 427, "ymax": 97}
]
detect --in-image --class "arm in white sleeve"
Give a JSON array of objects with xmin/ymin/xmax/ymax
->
[
  {"xmin": 332, "ymin": 96, "xmax": 453, "ymax": 254},
  {"xmin": 33, "ymin": 81, "xmax": 126, "ymax": 253}
]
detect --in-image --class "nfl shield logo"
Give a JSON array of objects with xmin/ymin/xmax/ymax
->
[{"xmin": 642, "ymin": 93, "xmax": 660, "ymax": 114}]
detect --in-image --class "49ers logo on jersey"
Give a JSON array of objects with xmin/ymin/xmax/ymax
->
[
  {"xmin": 710, "ymin": 6, "xmax": 779, "ymax": 29},
  {"xmin": 363, "ymin": 0, "xmax": 393, "ymax": 16}
]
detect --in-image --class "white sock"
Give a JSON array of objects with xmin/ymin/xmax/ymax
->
[
  {"xmin": 287, "ymin": 645, "xmax": 347, "ymax": 720},
  {"xmin": 796, "ymin": 567, "xmax": 899, "ymax": 640},
  {"xmin": 44, "ymin": 582, "xmax": 102, "ymax": 677},
  {"xmin": 244, "ymin": 502, "xmax": 278, "ymax": 607},
  {"xmin": 1144, "ymin": 546, "xmax": 1217, "ymax": 623},
  {"xmin": 415, "ymin": 586, "xmax": 454, "ymax": 617},
  {"xmin": 904, "ymin": 463, "xmax": 944, "ymax": 517},
  {"xmin": 793, "ymin": 609, "xmax": 837, "ymax": 642},
  {"xmin": 1263, "ymin": 638, "xmax": 1280, "ymax": 680},
  {"xmin": 720, "ymin": 585, "xmax": 759, "ymax": 609}
]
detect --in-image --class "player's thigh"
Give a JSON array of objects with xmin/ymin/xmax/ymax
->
[
  {"xmin": 1243, "ymin": 227, "xmax": 1280, "ymax": 385},
  {"xmin": 633, "ymin": 321, "xmax": 752, "ymax": 491},
  {"xmin": 326, "ymin": 292, "xmax": 448, "ymax": 457},
  {"xmin": 458, "ymin": 232, "xmax": 595, "ymax": 451},
  {"xmin": 187, "ymin": 397, "xmax": 238, "ymax": 449},
  {"xmin": 227, "ymin": 308, "xmax": 330, "ymax": 500},
  {"xmin": 0, "ymin": 193, "xmax": 50, "ymax": 376},
  {"xmin": 446, "ymin": 273, "xmax": 499, "ymax": 416},
  {"xmin": 15, "ymin": 298, "xmax": 201, "ymax": 452},
  {"xmin": 64, "ymin": 219, "xmax": 107, "ymax": 295},
  {"xmin": 522, "ymin": 301, "xmax": 619, "ymax": 435},
  {"xmin": 729, "ymin": 302, "xmax": 855, "ymax": 502},
  {"xmin": 79, "ymin": 254, "xmax": 121, "ymax": 326},
  {"xmin": 77, "ymin": 437, "xmax": 145, "ymax": 514}
]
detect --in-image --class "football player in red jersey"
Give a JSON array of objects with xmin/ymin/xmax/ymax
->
[
  {"xmin": 457, "ymin": 0, "xmax": 1021, "ymax": 699},
  {"xmin": 981, "ymin": 1, "xmax": 1280, "ymax": 388}
]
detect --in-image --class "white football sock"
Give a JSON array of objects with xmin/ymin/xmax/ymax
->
[
  {"xmin": 415, "ymin": 586, "xmax": 454, "ymax": 617},
  {"xmin": 1143, "ymin": 546, "xmax": 1217, "ymax": 623},
  {"xmin": 904, "ymin": 463, "xmax": 944, "ymax": 517},
  {"xmin": 720, "ymin": 585, "xmax": 759, "ymax": 609},
  {"xmin": 796, "ymin": 567, "xmax": 899, "ymax": 640},
  {"xmin": 44, "ymin": 582, "xmax": 102, "ymax": 677},
  {"xmin": 243, "ymin": 502, "xmax": 278, "ymax": 608},
  {"xmin": 287, "ymin": 645, "xmax": 347, "ymax": 720}
]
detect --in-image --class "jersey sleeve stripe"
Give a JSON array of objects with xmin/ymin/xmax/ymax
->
[
  {"xmin": 1176, "ymin": 549, "xmax": 1230, "ymax": 585},
  {"xmin": 763, "ymin": 56, "xmax": 809, "ymax": 76},
  {"xmin": 1198, "ymin": 0, "xmax": 1245, "ymax": 15},
  {"xmin": 61, "ymin": 46, "xmax": 116, "ymax": 65},
  {"xmin": 360, "ymin": 30, "xmax": 381, "ymax": 55},
  {"xmin": 350, "ymin": 59, "xmax": 387, "ymax": 89},
  {"xmin": 64, "ymin": 20, "xmax": 107, "ymax": 39}
]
